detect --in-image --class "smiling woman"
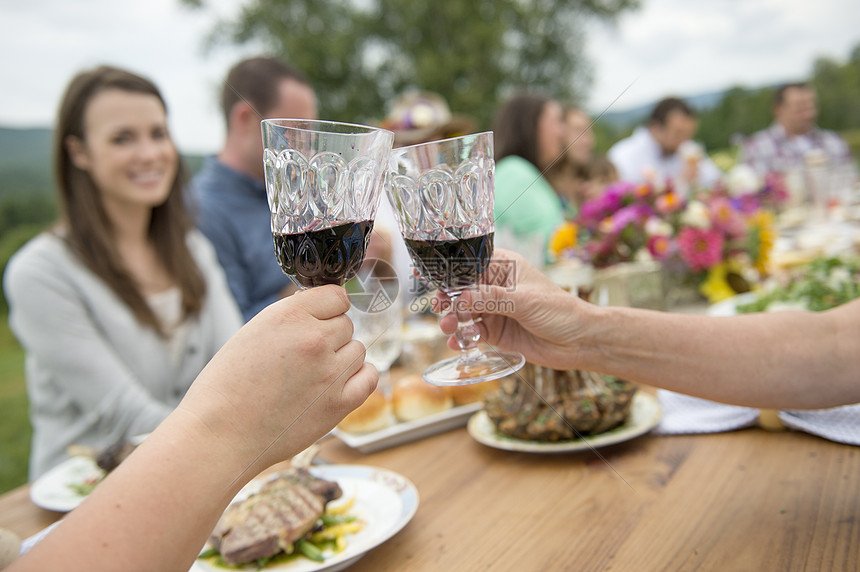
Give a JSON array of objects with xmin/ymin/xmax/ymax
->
[{"xmin": 2, "ymin": 66, "xmax": 243, "ymax": 480}]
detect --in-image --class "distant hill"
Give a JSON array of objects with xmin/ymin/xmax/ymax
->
[
  {"xmin": 0, "ymin": 127, "xmax": 205, "ymax": 198},
  {"xmin": 597, "ymin": 89, "xmax": 728, "ymax": 129},
  {"xmin": 0, "ymin": 127, "xmax": 53, "ymax": 196}
]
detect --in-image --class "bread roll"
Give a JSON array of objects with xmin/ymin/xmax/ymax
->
[
  {"xmin": 337, "ymin": 390, "xmax": 391, "ymax": 434},
  {"xmin": 447, "ymin": 379, "xmax": 499, "ymax": 406},
  {"xmin": 392, "ymin": 375, "xmax": 453, "ymax": 422}
]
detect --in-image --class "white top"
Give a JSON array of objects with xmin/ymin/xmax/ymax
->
[
  {"xmin": 4, "ymin": 230, "xmax": 243, "ymax": 478},
  {"xmin": 608, "ymin": 127, "xmax": 723, "ymax": 191},
  {"xmin": 147, "ymin": 287, "xmax": 190, "ymax": 368}
]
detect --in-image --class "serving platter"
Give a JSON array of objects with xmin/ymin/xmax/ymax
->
[
  {"xmin": 333, "ymin": 402, "xmax": 482, "ymax": 453},
  {"xmin": 466, "ymin": 392, "xmax": 662, "ymax": 453}
]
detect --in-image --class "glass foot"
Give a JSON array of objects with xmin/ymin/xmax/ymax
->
[{"xmin": 422, "ymin": 350, "xmax": 526, "ymax": 386}]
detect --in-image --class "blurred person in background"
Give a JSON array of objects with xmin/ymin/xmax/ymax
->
[
  {"xmin": 378, "ymin": 91, "xmax": 480, "ymax": 306},
  {"xmin": 608, "ymin": 97, "xmax": 722, "ymax": 193},
  {"xmin": 492, "ymin": 92, "xmax": 568, "ymax": 264},
  {"xmin": 188, "ymin": 56, "xmax": 317, "ymax": 322},
  {"xmin": 581, "ymin": 155, "xmax": 619, "ymax": 203},
  {"xmin": 3, "ymin": 66, "xmax": 242, "ymax": 478},
  {"xmin": 546, "ymin": 105, "xmax": 596, "ymax": 215},
  {"xmin": 740, "ymin": 82, "xmax": 855, "ymax": 177},
  {"xmin": 380, "ymin": 90, "xmax": 478, "ymax": 148}
]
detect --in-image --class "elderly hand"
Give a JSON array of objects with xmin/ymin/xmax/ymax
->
[{"xmin": 435, "ymin": 249, "xmax": 596, "ymax": 371}]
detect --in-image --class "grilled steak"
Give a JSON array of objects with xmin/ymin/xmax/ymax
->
[
  {"xmin": 95, "ymin": 440, "xmax": 136, "ymax": 473},
  {"xmin": 209, "ymin": 468, "xmax": 342, "ymax": 565}
]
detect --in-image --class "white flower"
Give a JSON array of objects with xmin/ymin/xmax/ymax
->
[
  {"xmin": 634, "ymin": 248, "xmax": 655, "ymax": 263},
  {"xmin": 644, "ymin": 217, "xmax": 672, "ymax": 237},
  {"xmin": 827, "ymin": 267, "xmax": 851, "ymax": 289},
  {"xmin": 679, "ymin": 140, "xmax": 704, "ymax": 161},
  {"xmin": 726, "ymin": 164, "xmax": 761, "ymax": 197},
  {"xmin": 680, "ymin": 200, "xmax": 711, "ymax": 229}
]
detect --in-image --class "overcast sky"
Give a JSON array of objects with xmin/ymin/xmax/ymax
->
[{"xmin": 1, "ymin": 0, "xmax": 859, "ymax": 154}]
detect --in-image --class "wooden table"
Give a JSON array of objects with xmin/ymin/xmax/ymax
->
[{"xmin": 1, "ymin": 419, "xmax": 857, "ymax": 571}]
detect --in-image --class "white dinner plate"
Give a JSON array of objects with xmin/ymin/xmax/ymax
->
[
  {"xmin": 191, "ymin": 465, "xmax": 419, "ymax": 572},
  {"xmin": 467, "ymin": 392, "xmax": 662, "ymax": 453},
  {"xmin": 332, "ymin": 401, "xmax": 482, "ymax": 453},
  {"xmin": 29, "ymin": 456, "xmax": 104, "ymax": 512},
  {"xmin": 29, "ymin": 434, "xmax": 151, "ymax": 512}
]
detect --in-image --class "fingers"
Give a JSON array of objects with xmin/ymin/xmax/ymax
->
[
  {"xmin": 331, "ymin": 339, "xmax": 367, "ymax": 383},
  {"xmin": 445, "ymin": 286, "xmax": 519, "ymax": 318},
  {"xmin": 291, "ymin": 285, "xmax": 350, "ymax": 319},
  {"xmin": 340, "ymin": 362, "xmax": 379, "ymax": 409},
  {"xmin": 322, "ymin": 314, "xmax": 354, "ymax": 349}
]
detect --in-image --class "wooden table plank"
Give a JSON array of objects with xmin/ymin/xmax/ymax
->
[{"xmin": 0, "ymin": 484, "xmax": 62, "ymax": 540}]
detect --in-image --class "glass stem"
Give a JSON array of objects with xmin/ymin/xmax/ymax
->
[
  {"xmin": 378, "ymin": 367, "xmax": 392, "ymax": 398},
  {"xmin": 449, "ymin": 291, "xmax": 484, "ymax": 363}
]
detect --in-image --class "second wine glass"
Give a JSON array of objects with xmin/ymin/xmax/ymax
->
[{"xmin": 386, "ymin": 131, "xmax": 525, "ymax": 386}]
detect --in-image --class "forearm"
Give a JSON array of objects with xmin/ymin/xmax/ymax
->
[
  {"xmin": 577, "ymin": 303, "xmax": 860, "ymax": 409},
  {"xmin": 12, "ymin": 407, "xmax": 256, "ymax": 572}
]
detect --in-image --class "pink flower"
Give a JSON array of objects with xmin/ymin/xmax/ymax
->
[
  {"xmin": 677, "ymin": 227, "xmax": 724, "ymax": 271},
  {"xmin": 647, "ymin": 235, "xmax": 672, "ymax": 260},
  {"xmin": 610, "ymin": 205, "xmax": 647, "ymax": 233},
  {"xmin": 708, "ymin": 197, "xmax": 745, "ymax": 237}
]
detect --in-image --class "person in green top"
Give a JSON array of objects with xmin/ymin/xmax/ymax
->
[{"xmin": 492, "ymin": 93, "xmax": 568, "ymax": 263}]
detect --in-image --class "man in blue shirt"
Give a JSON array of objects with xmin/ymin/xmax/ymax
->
[{"xmin": 189, "ymin": 57, "xmax": 317, "ymax": 321}]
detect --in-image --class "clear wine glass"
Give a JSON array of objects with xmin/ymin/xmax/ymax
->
[
  {"xmin": 385, "ymin": 131, "xmax": 525, "ymax": 386},
  {"xmin": 261, "ymin": 119, "xmax": 395, "ymax": 288},
  {"xmin": 348, "ymin": 266, "xmax": 403, "ymax": 396}
]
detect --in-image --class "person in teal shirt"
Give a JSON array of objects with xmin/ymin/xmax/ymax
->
[{"xmin": 492, "ymin": 93, "xmax": 568, "ymax": 263}]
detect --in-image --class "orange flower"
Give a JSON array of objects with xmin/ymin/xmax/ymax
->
[
  {"xmin": 549, "ymin": 222, "xmax": 578, "ymax": 255},
  {"xmin": 656, "ymin": 191, "xmax": 682, "ymax": 213},
  {"xmin": 634, "ymin": 184, "xmax": 651, "ymax": 199}
]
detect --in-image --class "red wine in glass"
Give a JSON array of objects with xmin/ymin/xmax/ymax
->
[
  {"xmin": 273, "ymin": 220, "xmax": 374, "ymax": 288},
  {"xmin": 403, "ymin": 233, "xmax": 494, "ymax": 293}
]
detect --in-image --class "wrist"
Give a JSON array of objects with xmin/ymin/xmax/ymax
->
[
  {"xmin": 166, "ymin": 396, "xmax": 270, "ymax": 497},
  {"xmin": 568, "ymin": 302, "xmax": 617, "ymax": 373}
]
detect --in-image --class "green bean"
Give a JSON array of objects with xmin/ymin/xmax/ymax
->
[
  {"xmin": 296, "ymin": 538, "xmax": 325, "ymax": 562},
  {"xmin": 320, "ymin": 514, "xmax": 357, "ymax": 526}
]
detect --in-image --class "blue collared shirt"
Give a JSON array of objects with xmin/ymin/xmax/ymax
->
[{"xmin": 188, "ymin": 157, "xmax": 291, "ymax": 322}]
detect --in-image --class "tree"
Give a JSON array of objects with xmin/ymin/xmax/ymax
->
[
  {"xmin": 182, "ymin": 0, "xmax": 639, "ymax": 128},
  {"xmin": 812, "ymin": 54, "xmax": 860, "ymax": 131},
  {"xmin": 695, "ymin": 86, "xmax": 775, "ymax": 152}
]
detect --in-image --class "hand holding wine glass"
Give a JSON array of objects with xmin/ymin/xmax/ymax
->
[{"xmin": 386, "ymin": 132, "xmax": 525, "ymax": 386}]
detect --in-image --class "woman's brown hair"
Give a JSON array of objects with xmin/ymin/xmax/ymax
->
[
  {"xmin": 492, "ymin": 92, "xmax": 553, "ymax": 169},
  {"xmin": 54, "ymin": 65, "xmax": 205, "ymax": 334}
]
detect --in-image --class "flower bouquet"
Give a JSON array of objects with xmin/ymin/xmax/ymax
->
[{"xmin": 550, "ymin": 166, "xmax": 790, "ymax": 304}]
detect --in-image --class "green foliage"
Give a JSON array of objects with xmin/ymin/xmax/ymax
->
[
  {"xmin": 0, "ymin": 317, "xmax": 29, "ymax": 494},
  {"xmin": 812, "ymin": 53, "xmax": 860, "ymax": 131},
  {"xmin": 184, "ymin": 0, "xmax": 639, "ymax": 128},
  {"xmin": 695, "ymin": 86, "xmax": 775, "ymax": 151},
  {"xmin": 838, "ymin": 128, "xmax": 860, "ymax": 161}
]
